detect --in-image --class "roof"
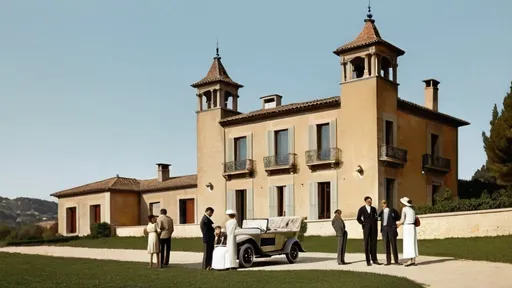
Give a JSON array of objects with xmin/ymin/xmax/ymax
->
[
  {"xmin": 219, "ymin": 96, "xmax": 341, "ymax": 126},
  {"xmin": 191, "ymin": 56, "xmax": 243, "ymax": 88},
  {"xmin": 333, "ymin": 16, "xmax": 405, "ymax": 56},
  {"xmin": 397, "ymin": 98, "xmax": 470, "ymax": 127},
  {"xmin": 51, "ymin": 174, "xmax": 197, "ymax": 198}
]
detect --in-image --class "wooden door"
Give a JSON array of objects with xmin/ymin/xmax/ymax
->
[
  {"xmin": 185, "ymin": 199, "xmax": 195, "ymax": 224},
  {"xmin": 68, "ymin": 207, "xmax": 77, "ymax": 234},
  {"xmin": 94, "ymin": 205, "xmax": 101, "ymax": 223}
]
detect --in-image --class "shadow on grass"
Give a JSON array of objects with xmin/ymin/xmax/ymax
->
[{"xmin": 173, "ymin": 256, "xmax": 335, "ymax": 270}]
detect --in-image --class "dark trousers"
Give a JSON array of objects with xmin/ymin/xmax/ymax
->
[
  {"xmin": 337, "ymin": 230, "xmax": 348, "ymax": 264},
  {"xmin": 382, "ymin": 226, "xmax": 399, "ymax": 264},
  {"xmin": 202, "ymin": 241, "xmax": 214, "ymax": 269},
  {"xmin": 363, "ymin": 226, "xmax": 378, "ymax": 264},
  {"xmin": 159, "ymin": 238, "xmax": 171, "ymax": 266}
]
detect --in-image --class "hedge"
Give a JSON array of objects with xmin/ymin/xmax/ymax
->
[{"xmin": 6, "ymin": 236, "xmax": 80, "ymax": 247}]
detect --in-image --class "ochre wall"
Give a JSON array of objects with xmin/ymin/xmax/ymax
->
[{"xmin": 110, "ymin": 192, "xmax": 140, "ymax": 226}]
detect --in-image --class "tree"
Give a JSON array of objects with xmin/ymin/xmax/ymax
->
[
  {"xmin": 482, "ymin": 81, "xmax": 512, "ymax": 185},
  {"xmin": 471, "ymin": 165, "xmax": 497, "ymax": 183}
]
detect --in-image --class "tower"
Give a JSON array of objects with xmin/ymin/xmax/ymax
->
[
  {"xmin": 191, "ymin": 47, "xmax": 243, "ymax": 224},
  {"xmin": 334, "ymin": 7, "xmax": 405, "ymax": 213}
]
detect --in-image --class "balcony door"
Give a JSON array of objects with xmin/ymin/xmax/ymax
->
[
  {"xmin": 385, "ymin": 120, "xmax": 394, "ymax": 146},
  {"xmin": 274, "ymin": 129, "xmax": 289, "ymax": 165},
  {"xmin": 234, "ymin": 137, "xmax": 247, "ymax": 161},
  {"xmin": 430, "ymin": 133, "xmax": 439, "ymax": 156},
  {"xmin": 316, "ymin": 123, "xmax": 330, "ymax": 160}
]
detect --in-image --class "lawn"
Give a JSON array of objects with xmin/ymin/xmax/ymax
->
[
  {"xmin": 0, "ymin": 253, "xmax": 422, "ymax": 288},
  {"xmin": 56, "ymin": 235, "xmax": 512, "ymax": 264}
]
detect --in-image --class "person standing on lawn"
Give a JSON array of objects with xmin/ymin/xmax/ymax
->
[
  {"xmin": 144, "ymin": 214, "xmax": 160, "ymax": 268},
  {"xmin": 224, "ymin": 209, "xmax": 239, "ymax": 270},
  {"xmin": 200, "ymin": 207, "xmax": 215, "ymax": 270},
  {"xmin": 378, "ymin": 200, "xmax": 402, "ymax": 266},
  {"xmin": 397, "ymin": 197, "xmax": 419, "ymax": 267},
  {"xmin": 157, "ymin": 208, "xmax": 174, "ymax": 268},
  {"xmin": 356, "ymin": 196, "xmax": 383, "ymax": 266},
  {"xmin": 331, "ymin": 209, "xmax": 347, "ymax": 265}
]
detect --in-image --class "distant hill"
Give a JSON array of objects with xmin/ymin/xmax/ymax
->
[{"xmin": 0, "ymin": 196, "xmax": 57, "ymax": 227}]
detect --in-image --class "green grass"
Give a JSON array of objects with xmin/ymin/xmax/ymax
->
[
  {"xmin": 55, "ymin": 235, "xmax": 512, "ymax": 264},
  {"xmin": 0, "ymin": 241, "xmax": 5, "ymax": 248},
  {"xmin": 0, "ymin": 253, "xmax": 422, "ymax": 288}
]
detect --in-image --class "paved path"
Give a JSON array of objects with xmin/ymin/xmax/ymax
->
[{"xmin": 2, "ymin": 246, "xmax": 512, "ymax": 288}]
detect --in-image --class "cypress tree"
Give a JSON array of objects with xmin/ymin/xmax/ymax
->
[{"xmin": 482, "ymin": 81, "xmax": 512, "ymax": 184}]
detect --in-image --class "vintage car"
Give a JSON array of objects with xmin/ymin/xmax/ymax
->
[{"xmin": 235, "ymin": 216, "xmax": 306, "ymax": 268}]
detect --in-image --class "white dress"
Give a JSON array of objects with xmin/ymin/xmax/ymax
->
[
  {"xmin": 401, "ymin": 206, "xmax": 419, "ymax": 259},
  {"xmin": 146, "ymin": 222, "xmax": 159, "ymax": 254},
  {"xmin": 212, "ymin": 243, "xmax": 228, "ymax": 270},
  {"xmin": 225, "ymin": 219, "xmax": 238, "ymax": 269}
]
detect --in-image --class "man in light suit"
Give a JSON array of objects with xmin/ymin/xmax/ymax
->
[
  {"xmin": 157, "ymin": 208, "xmax": 174, "ymax": 268},
  {"xmin": 200, "ymin": 207, "xmax": 215, "ymax": 270},
  {"xmin": 331, "ymin": 209, "xmax": 347, "ymax": 265}
]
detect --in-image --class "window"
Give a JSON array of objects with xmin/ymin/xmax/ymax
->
[
  {"xmin": 317, "ymin": 123, "xmax": 330, "ymax": 160},
  {"xmin": 235, "ymin": 190, "xmax": 247, "ymax": 224},
  {"xmin": 274, "ymin": 129, "xmax": 289, "ymax": 165},
  {"xmin": 149, "ymin": 202, "xmax": 161, "ymax": 216},
  {"xmin": 430, "ymin": 133, "xmax": 439, "ymax": 156},
  {"xmin": 66, "ymin": 207, "xmax": 77, "ymax": 234},
  {"xmin": 385, "ymin": 178, "xmax": 395, "ymax": 208},
  {"xmin": 179, "ymin": 199, "xmax": 195, "ymax": 224},
  {"xmin": 432, "ymin": 184, "xmax": 442, "ymax": 206},
  {"xmin": 276, "ymin": 186, "xmax": 285, "ymax": 217},
  {"xmin": 385, "ymin": 120, "xmax": 394, "ymax": 146},
  {"xmin": 90, "ymin": 205, "xmax": 101, "ymax": 225},
  {"xmin": 234, "ymin": 136, "xmax": 247, "ymax": 161},
  {"xmin": 317, "ymin": 182, "xmax": 331, "ymax": 220}
]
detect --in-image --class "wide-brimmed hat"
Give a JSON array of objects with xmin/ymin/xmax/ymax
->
[
  {"xmin": 400, "ymin": 197, "xmax": 412, "ymax": 206},
  {"xmin": 225, "ymin": 209, "xmax": 237, "ymax": 215}
]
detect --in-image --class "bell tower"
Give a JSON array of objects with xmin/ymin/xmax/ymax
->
[
  {"xmin": 333, "ymin": 6, "xmax": 406, "ymax": 215},
  {"xmin": 191, "ymin": 46, "xmax": 243, "ymax": 224}
]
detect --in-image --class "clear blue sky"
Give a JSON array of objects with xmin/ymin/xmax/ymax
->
[{"xmin": 1, "ymin": 0, "xmax": 511, "ymax": 201}]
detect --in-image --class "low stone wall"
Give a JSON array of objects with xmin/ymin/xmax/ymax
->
[{"xmin": 115, "ymin": 208, "xmax": 512, "ymax": 239}]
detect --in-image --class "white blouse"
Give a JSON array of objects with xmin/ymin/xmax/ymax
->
[{"xmin": 399, "ymin": 206, "xmax": 416, "ymax": 225}]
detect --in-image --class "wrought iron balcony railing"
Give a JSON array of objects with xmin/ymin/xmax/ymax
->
[
  {"xmin": 305, "ymin": 148, "xmax": 341, "ymax": 165},
  {"xmin": 224, "ymin": 159, "xmax": 254, "ymax": 174},
  {"xmin": 422, "ymin": 154, "xmax": 450, "ymax": 172},
  {"xmin": 263, "ymin": 153, "xmax": 297, "ymax": 169},
  {"xmin": 379, "ymin": 145, "xmax": 408, "ymax": 164}
]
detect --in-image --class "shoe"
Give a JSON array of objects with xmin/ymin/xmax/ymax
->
[
  {"xmin": 373, "ymin": 262, "xmax": 383, "ymax": 265},
  {"xmin": 367, "ymin": 262, "xmax": 372, "ymax": 266},
  {"xmin": 338, "ymin": 262, "xmax": 347, "ymax": 265},
  {"xmin": 384, "ymin": 263, "xmax": 391, "ymax": 266}
]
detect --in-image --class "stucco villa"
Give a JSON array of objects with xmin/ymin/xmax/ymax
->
[{"xmin": 52, "ymin": 12, "xmax": 469, "ymax": 236}]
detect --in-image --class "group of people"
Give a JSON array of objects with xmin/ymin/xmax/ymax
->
[
  {"xmin": 332, "ymin": 196, "xmax": 419, "ymax": 267},
  {"xmin": 144, "ymin": 209, "xmax": 174, "ymax": 268}
]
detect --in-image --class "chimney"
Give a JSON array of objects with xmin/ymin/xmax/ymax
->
[
  {"xmin": 156, "ymin": 163, "xmax": 171, "ymax": 182},
  {"xmin": 423, "ymin": 79, "xmax": 440, "ymax": 112},
  {"xmin": 260, "ymin": 94, "xmax": 283, "ymax": 109}
]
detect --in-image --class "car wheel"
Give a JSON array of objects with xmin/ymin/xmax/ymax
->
[
  {"xmin": 286, "ymin": 243, "xmax": 300, "ymax": 264},
  {"xmin": 238, "ymin": 243, "xmax": 255, "ymax": 268}
]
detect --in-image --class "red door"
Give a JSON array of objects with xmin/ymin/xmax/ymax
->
[{"xmin": 185, "ymin": 199, "xmax": 195, "ymax": 224}]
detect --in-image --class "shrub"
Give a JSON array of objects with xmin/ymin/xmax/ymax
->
[
  {"xmin": 90, "ymin": 222, "xmax": 112, "ymax": 238},
  {"xmin": 6, "ymin": 235, "xmax": 80, "ymax": 247},
  {"xmin": 298, "ymin": 217, "xmax": 308, "ymax": 241},
  {"xmin": 0, "ymin": 225, "xmax": 13, "ymax": 240},
  {"xmin": 13, "ymin": 224, "xmax": 45, "ymax": 241}
]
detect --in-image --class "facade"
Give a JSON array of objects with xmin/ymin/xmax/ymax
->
[{"xmin": 52, "ymin": 12, "xmax": 469, "ymax": 236}]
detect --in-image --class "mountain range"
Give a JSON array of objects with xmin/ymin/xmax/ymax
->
[{"xmin": 0, "ymin": 196, "xmax": 57, "ymax": 227}]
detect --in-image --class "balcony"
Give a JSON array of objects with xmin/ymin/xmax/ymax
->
[
  {"xmin": 379, "ymin": 145, "xmax": 407, "ymax": 166},
  {"xmin": 305, "ymin": 148, "xmax": 341, "ymax": 170},
  {"xmin": 422, "ymin": 154, "xmax": 450, "ymax": 173},
  {"xmin": 223, "ymin": 159, "xmax": 254, "ymax": 180},
  {"xmin": 263, "ymin": 153, "xmax": 297, "ymax": 175}
]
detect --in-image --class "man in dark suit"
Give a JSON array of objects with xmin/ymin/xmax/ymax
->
[
  {"xmin": 356, "ymin": 196, "xmax": 382, "ymax": 266},
  {"xmin": 331, "ymin": 209, "xmax": 347, "ymax": 265},
  {"xmin": 378, "ymin": 200, "xmax": 402, "ymax": 266},
  {"xmin": 200, "ymin": 207, "xmax": 215, "ymax": 270}
]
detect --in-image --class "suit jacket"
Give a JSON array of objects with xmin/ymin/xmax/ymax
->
[
  {"xmin": 200, "ymin": 215, "xmax": 215, "ymax": 244},
  {"xmin": 356, "ymin": 205, "xmax": 379, "ymax": 230},
  {"xmin": 157, "ymin": 215, "xmax": 174, "ymax": 239},
  {"xmin": 378, "ymin": 207, "xmax": 401, "ymax": 231},
  {"xmin": 331, "ymin": 216, "xmax": 346, "ymax": 237}
]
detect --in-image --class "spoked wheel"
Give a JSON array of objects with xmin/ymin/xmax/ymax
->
[
  {"xmin": 286, "ymin": 243, "xmax": 300, "ymax": 264},
  {"xmin": 238, "ymin": 243, "xmax": 255, "ymax": 268}
]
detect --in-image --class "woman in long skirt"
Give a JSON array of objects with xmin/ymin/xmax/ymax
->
[
  {"xmin": 397, "ymin": 197, "xmax": 418, "ymax": 266},
  {"xmin": 224, "ymin": 209, "xmax": 238, "ymax": 270},
  {"xmin": 211, "ymin": 226, "xmax": 228, "ymax": 270},
  {"xmin": 144, "ymin": 214, "xmax": 160, "ymax": 268}
]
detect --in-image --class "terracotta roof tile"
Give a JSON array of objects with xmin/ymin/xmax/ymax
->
[
  {"xmin": 334, "ymin": 18, "xmax": 405, "ymax": 56},
  {"xmin": 191, "ymin": 56, "xmax": 243, "ymax": 88},
  {"xmin": 397, "ymin": 98, "xmax": 470, "ymax": 127},
  {"xmin": 51, "ymin": 174, "xmax": 197, "ymax": 198},
  {"xmin": 219, "ymin": 96, "xmax": 341, "ymax": 126}
]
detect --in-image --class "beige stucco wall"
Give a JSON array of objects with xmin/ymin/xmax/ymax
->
[
  {"xmin": 57, "ymin": 192, "xmax": 110, "ymax": 236},
  {"xmin": 140, "ymin": 188, "xmax": 198, "ymax": 226}
]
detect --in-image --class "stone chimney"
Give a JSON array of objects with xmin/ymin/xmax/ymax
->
[
  {"xmin": 260, "ymin": 94, "xmax": 283, "ymax": 109},
  {"xmin": 156, "ymin": 163, "xmax": 171, "ymax": 182},
  {"xmin": 423, "ymin": 79, "xmax": 440, "ymax": 112}
]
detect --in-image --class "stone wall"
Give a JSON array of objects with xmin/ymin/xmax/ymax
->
[{"xmin": 115, "ymin": 208, "xmax": 512, "ymax": 239}]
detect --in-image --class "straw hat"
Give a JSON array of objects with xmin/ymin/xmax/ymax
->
[
  {"xmin": 225, "ymin": 209, "xmax": 237, "ymax": 215},
  {"xmin": 400, "ymin": 197, "xmax": 412, "ymax": 206}
]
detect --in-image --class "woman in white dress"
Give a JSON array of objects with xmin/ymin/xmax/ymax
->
[
  {"xmin": 211, "ymin": 226, "xmax": 228, "ymax": 270},
  {"xmin": 396, "ymin": 197, "xmax": 418, "ymax": 267},
  {"xmin": 224, "ymin": 209, "xmax": 238, "ymax": 270},
  {"xmin": 144, "ymin": 214, "xmax": 160, "ymax": 268}
]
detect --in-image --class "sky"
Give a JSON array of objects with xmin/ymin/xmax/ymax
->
[{"xmin": 1, "ymin": 0, "xmax": 511, "ymax": 201}]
